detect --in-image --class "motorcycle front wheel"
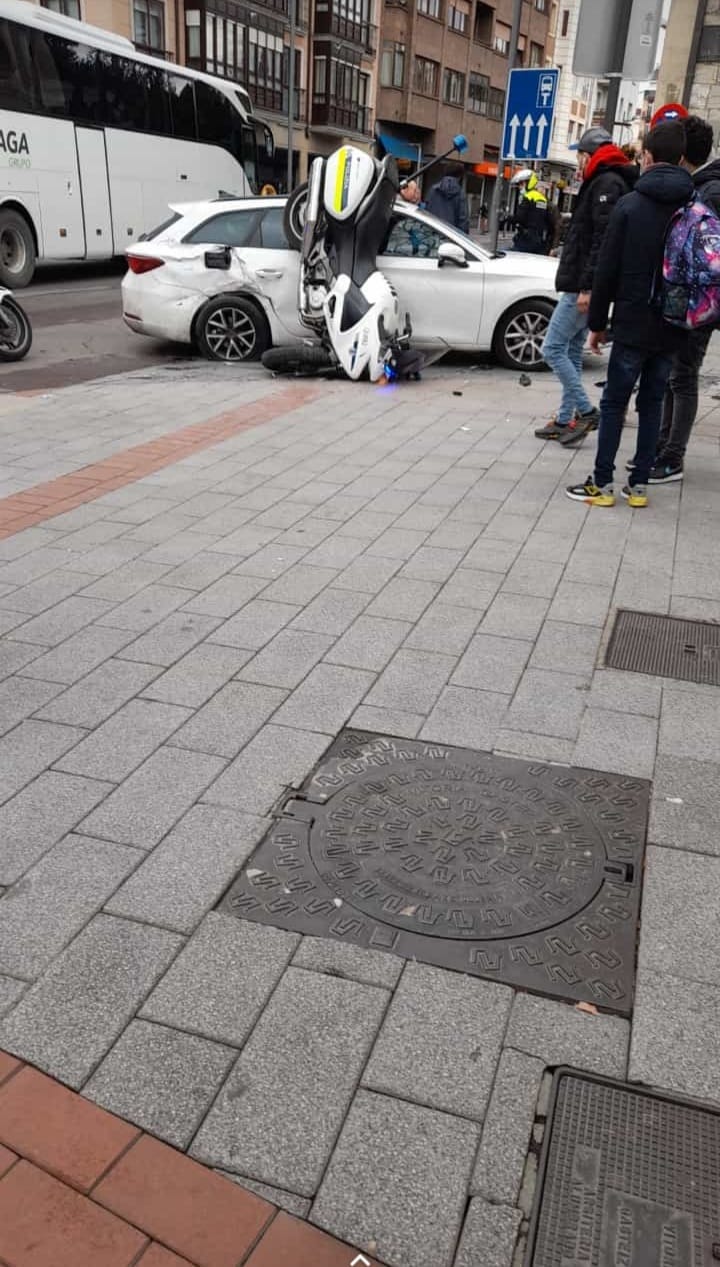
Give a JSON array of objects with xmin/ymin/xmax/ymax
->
[
  {"xmin": 0, "ymin": 296, "xmax": 32, "ymax": 361},
  {"xmin": 283, "ymin": 183, "xmax": 309, "ymax": 251},
  {"xmin": 262, "ymin": 344, "xmax": 335, "ymax": 375}
]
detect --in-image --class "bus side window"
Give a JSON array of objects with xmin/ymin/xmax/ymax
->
[
  {"xmin": 195, "ymin": 80, "xmax": 243, "ymax": 166},
  {"xmin": 168, "ymin": 73, "xmax": 197, "ymax": 141},
  {"xmin": 0, "ymin": 18, "xmax": 39, "ymax": 112}
]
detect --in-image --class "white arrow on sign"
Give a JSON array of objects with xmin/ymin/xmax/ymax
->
[
  {"xmin": 535, "ymin": 114, "xmax": 548, "ymax": 155},
  {"xmin": 523, "ymin": 113, "xmax": 534, "ymax": 152},
  {"xmin": 506, "ymin": 113, "xmax": 521, "ymax": 157}
]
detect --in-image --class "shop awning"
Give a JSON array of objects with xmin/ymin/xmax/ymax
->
[{"xmin": 376, "ymin": 132, "xmax": 422, "ymax": 163}]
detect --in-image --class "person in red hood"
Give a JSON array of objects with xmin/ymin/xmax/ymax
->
[{"xmin": 536, "ymin": 127, "xmax": 636, "ymax": 445}]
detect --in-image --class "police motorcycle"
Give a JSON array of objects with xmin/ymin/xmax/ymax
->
[
  {"xmin": 261, "ymin": 135, "xmax": 469, "ymax": 383},
  {"xmin": 0, "ymin": 289, "xmax": 31, "ymax": 362}
]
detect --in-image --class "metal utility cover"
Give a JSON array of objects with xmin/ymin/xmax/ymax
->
[
  {"xmin": 219, "ymin": 731, "xmax": 648, "ymax": 1015},
  {"xmin": 526, "ymin": 1070, "xmax": 720, "ymax": 1266},
  {"xmin": 606, "ymin": 608, "xmax": 720, "ymax": 685}
]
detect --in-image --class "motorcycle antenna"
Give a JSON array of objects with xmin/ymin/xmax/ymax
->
[{"xmin": 399, "ymin": 134, "xmax": 469, "ymax": 189}]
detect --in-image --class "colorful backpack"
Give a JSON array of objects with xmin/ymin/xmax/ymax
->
[{"xmin": 656, "ymin": 195, "xmax": 720, "ymax": 329}]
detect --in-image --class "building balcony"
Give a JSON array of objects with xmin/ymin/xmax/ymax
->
[
  {"xmin": 135, "ymin": 42, "xmax": 175, "ymax": 58},
  {"xmin": 313, "ymin": 3, "xmax": 376, "ymax": 52},
  {"xmin": 251, "ymin": 84, "xmax": 307, "ymax": 120},
  {"xmin": 311, "ymin": 100, "xmax": 371, "ymax": 136}
]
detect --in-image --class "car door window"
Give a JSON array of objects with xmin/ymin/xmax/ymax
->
[
  {"xmin": 258, "ymin": 206, "xmax": 288, "ymax": 249},
  {"xmin": 382, "ymin": 215, "xmax": 442, "ymax": 259},
  {"xmin": 185, "ymin": 209, "xmax": 264, "ymax": 247}
]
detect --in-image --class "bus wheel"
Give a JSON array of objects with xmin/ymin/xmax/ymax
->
[
  {"xmin": 195, "ymin": 296, "xmax": 269, "ymax": 362},
  {"xmin": 0, "ymin": 211, "xmax": 35, "ymax": 289}
]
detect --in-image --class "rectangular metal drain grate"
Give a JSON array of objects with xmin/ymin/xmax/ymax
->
[
  {"xmin": 219, "ymin": 731, "xmax": 649, "ymax": 1016},
  {"xmin": 526, "ymin": 1070, "xmax": 720, "ymax": 1266},
  {"xmin": 606, "ymin": 608, "xmax": 720, "ymax": 685}
]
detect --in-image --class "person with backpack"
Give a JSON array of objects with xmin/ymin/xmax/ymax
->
[
  {"xmin": 646, "ymin": 115, "xmax": 720, "ymax": 482},
  {"xmin": 535, "ymin": 127, "xmax": 636, "ymax": 444},
  {"xmin": 566, "ymin": 120, "xmax": 694, "ymax": 508},
  {"xmin": 425, "ymin": 162, "xmax": 469, "ymax": 234}
]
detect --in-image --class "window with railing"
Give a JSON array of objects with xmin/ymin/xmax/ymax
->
[
  {"xmin": 133, "ymin": 0, "xmax": 165, "ymax": 53},
  {"xmin": 443, "ymin": 66, "xmax": 465, "ymax": 104},
  {"xmin": 315, "ymin": 0, "xmax": 375, "ymax": 50},
  {"xmin": 698, "ymin": 23, "xmax": 720, "ymax": 61},
  {"xmin": 312, "ymin": 50, "xmax": 370, "ymax": 132},
  {"xmin": 380, "ymin": 40, "xmax": 405, "ymax": 87},
  {"xmin": 488, "ymin": 85, "xmax": 505, "ymax": 119},
  {"xmin": 448, "ymin": 0, "xmax": 469, "ymax": 34},
  {"xmin": 41, "ymin": 0, "xmax": 81, "ymax": 17},
  {"xmin": 529, "ymin": 41, "xmax": 542, "ymax": 66},
  {"xmin": 417, "ymin": 0, "xmax": 441, "ymax": 18},
  {"xmin": 413, "ymin": 55, "xmax": 439, "ymax": 95},
  {"xmin": 473, "ymin": 0, "xmax": 493, "ymax": 43},
  {"xmin": 468, "ymin": 71, "xmax": 488, "ymax": 113},
  {"xmin": 493, "ymin": 20, "xmax": 510, "ymax": 54}
]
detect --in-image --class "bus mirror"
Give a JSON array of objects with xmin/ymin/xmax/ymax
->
[
  {"xmin": 204, "ymin": 247, "xmax": 232, "ymax": 270},
  {"xmin": 262, "ymin": 124, "xmax": 274, "ymax": 158}
]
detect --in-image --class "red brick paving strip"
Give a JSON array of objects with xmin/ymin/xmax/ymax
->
[
  {"xmin": 245, "ymin": 1211, "xmax": 383, "ymax": 1266},
  {"xmin": 137, "ymin": 1246, "xmax": 195, "ymax": 1267},
  {"xmin": 0, "ymin": 383, "xmax": 321, "ymax": 540},
  {"xmin": 0, "ymin": 1051, "xmax": 20, "ymax": 1084},
  {"xmin": 0, "ymin": 1142, "xmax": 17, "ymax": 1177}
]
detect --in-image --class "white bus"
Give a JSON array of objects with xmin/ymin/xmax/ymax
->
[{"xmin": 0, "ymin": 0, "xmax": 273, "ymax": 285}]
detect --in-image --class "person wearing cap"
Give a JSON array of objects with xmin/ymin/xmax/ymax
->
[
  {"xmin": 650, "ymin": 102, "xmax": 689, "ymax": 129},
  {"xmin": 535, "ymin": 127, "xmax": 636, "ymax": 445}
]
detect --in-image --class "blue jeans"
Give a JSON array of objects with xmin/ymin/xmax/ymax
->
[
  {"xmin": 594, "ymin": 341, "xmax": 673, "ymax": 487},
  {"xmin": 541, "ymin": 292, "xmax": 593, "ymax": 424}
]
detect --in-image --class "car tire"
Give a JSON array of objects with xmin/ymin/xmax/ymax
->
[
  {"xmin": 0, "ymin": 209, "xmax": 35, "ymax": 289},
  {"xmin": 195, "ymin": 295, "xmax": 270, "ymax": 363},
  {"xmin": 261, "ymin": 344, "xmax": 335, "ymax": 375},
  {"xmin": 283, "ymin": 182, "xmax": 309, "ymax": 252},
  {"xmin": 492, "ymin": 299, "xmax": 554, "ymax": 371}
]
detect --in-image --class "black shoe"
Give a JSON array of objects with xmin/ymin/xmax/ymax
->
[
  {"xmin": 649, "ymin": 461, "xmax": 683, "ymax": 484},
  {"xmin": 559, "ymin": 407, "xmax": 600, "ymax": 446}
]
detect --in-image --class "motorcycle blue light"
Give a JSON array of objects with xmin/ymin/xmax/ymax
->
[{"xmin": 453, "ymin": 135, "xmax": 469, "ymax": 152}]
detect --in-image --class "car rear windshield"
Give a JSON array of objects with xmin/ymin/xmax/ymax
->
[{"xmin": 140, "ymin": 213, "xmax": 183, "ymax": 242}]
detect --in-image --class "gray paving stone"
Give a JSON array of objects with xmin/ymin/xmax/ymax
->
[
  {"xmin": 105, "ymin": 804, "xmax": 267, "ymax": 933},
  {"xmin": 292, "ymin": 936, "xmax": 404, "ymax": 990},
  {"xmin": 639, "ymin": 845, "xmax": 720, "ymax": 985},
  {"xmin": 438, "ymin": 568, "xmax": 503, "ymax": 611},
  {"xmin": 470, "ymin": 1049, "xmax": 544, "ymax": 1204},
  {"xmin": 504, "ymin": 669, "xmax": 588, "ymax": 740},
  {"xmin": 0, "ymin": 770, "xmax": 113, "ymax": 885},
  {"xmin": 0, "ymin": 676, "xmax": 64, "ymax": 737},
  {"xmin": 0, "ymin": 975, "xmax": 26, "ymax": 1017},
  {"xmin": 451, "ymin": 634, "xmax": 530, "ymax": 695},
  {"xmin": 366, "ymin": 577, "xmax": 440, "ymax": 622},
  {"xmin": 0, "ymin": 609, "xmax": 32, "ymax": 637},
  {"xmin": 170, "ymin": 681, "xmax": 286, "ymax": 758},
  {"xmin": 405, "ymin": 601, "xmax": 480, "ymax": 656},
  {"xmin": 80, "ymin": 560, "xmax": 172, "ymax": 602},
  {"xmin": 259, "ymin": 564, "xmax": 339, "ymax": 606},
  {"xmin": 17, "ymin": 624, "xmax": 136, "ymax": 685},
  {"xmin": 231, "ymin": 543, "xmax": 308, "ymax": 578},
  {"xmin": 548, "ymin": 581, "xmax": 614, "ymax": 627},
  {"xmin": 503, "ymin": 555, "xmax": 564, "ymax": 599},
  {"xmin": 629, "ymin": 969, "xmax": 720, "ymax": 1103},
  {"xmin": 0, "ymin": 834, "xmax": 142, "ymax": 979},
  {"xmin": 142, "ymin": 912, "xmax": 298, "ymax": 1047},
  {"xmin": 399, "ymin": 546, "xmax": 465, "ymax": 584},
  {"xmin": 494, "ymin": 730, "xmax": 575, "ymax": 766},
  {"xmin": 80, "ymin": 746, "xmax": 225, "ymax": 849},
  {"xmin": 572, "ymin": 707, "xmax": 657, "ymax": 780},
  {"xmin": 159, "ymin": 552, "xmax": 243, "ymax": 591},
  {"xmin": 454, "ymin": 1200, "xmax": 522, "ymax": 1267},
  {"xmin": 5, "ymin": 569, "xmax": 98, "ymax": 615},
  {"xmin": 55, "ymin": 699, "xmax": 191, "ymax": 784},
  {"xmin": 350, "ymin": 703, "xmax": 425, "ymax": 737},
  {"xmin": 272, "ymin": 664, "xmax": 374, "ymax": 734},
  {"xmin": 649, "ymin": 754, "xmax": 720, "ymax": 857},
  {"xmin": 6, "ymin": 596, "xmax": 111, "ymax": 647},
  {"xmin": 427, "ymin": 521, "xmax": 483, "ymax": 550},
  {"xmin": 506, "ymin": 993, "xmax": 629, "ymax": 1077},
  {"xmin": 365, "ymin": 527, "xmax": 429, "ymax": 561},
  {"xmin": 363, "ymin": 649, "xmax": 454, "ymax": 714},
  {"xmin": 84, "ymin": 1019, "xmax": 235, "ymax": 1148},
  {"xmin": 324, "ymin": 616, "xmax": 411, "ymax": 673},
  {"xmin": 332, "ymin": 555, "xmax": 401, "ymax": 596},
  {"xmin": 202, "ymin": 723, "xmax": 331, "ymax": 814},
  {"xmin": 421, "ymin": 685, "xmax": 508, "ymax": 750},
  {"xmin": 586, "ymin": 669, "xmax": 662, "ymax": 718},
  {"xmin": 238, "ymin": 629, "xmax": 334, "ymax": 689},
  {"xmin": 141, "ymin": 643, "xmax": 251, "ymax": 709},
  {"xmin": 95, "ymin": 584, "xmax": 190, "ymax": 632},
  {"xmin": 530, "ymin": 621, "xmax": 602, "ymax": 677},
  {"xmin": 479, "ymin": 592, "xmax": 550, "ymax": 640},
  {"xmin": 217, "ymin": 1172, "xmax": 310, "ymax": 1218},
  {"xmin": 0, "ymin": 914, "xmax": 183, "ymax": 1088},
  {"xmin": 209, "ymin": 598, "xmax": 301, "ymax": 649},
  {"xmin": 36, "ymin": 659, "xmax": 161, "ymax": 729},
  {"xmin": 363, "ymin": 962, "xmax": 512, "ymax": 1120},
  {"xmin": 116, "ymin": 611, "xmax": 220, "ymax": 667},
  {"xmin": 0, "ymin": 640, "xmax": 43, "ymax": 681},
  {"xmin": 312, "ymin": 1090, "xmax": 479, "ymax": 1267},
  {"xmin": 191, "ymin": 967, "xmax": 389, "ymax": 1195},
  {"xmin": 0, "ymin": 720, "xmax": 86, "ymax": 808},
  {"xmin": 659, "ymin": 688, "xmax": 720, "ymax": 763},
  {"xmin": 182, "ymin": 573, "xmax": 268, "ymax": 618}
]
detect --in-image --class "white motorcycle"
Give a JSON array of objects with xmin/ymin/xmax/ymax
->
[
  {"xmin": 262, "ymin": 135, "xmax": 468, "ymax": 383},
  {"xmin": 0, "ymin": 290, "xmax": 32, "ymax": 362}
]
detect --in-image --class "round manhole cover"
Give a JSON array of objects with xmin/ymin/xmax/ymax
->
[{"xmin": 309, "ymin": 758, "xmax": 607, "ymax": 939}]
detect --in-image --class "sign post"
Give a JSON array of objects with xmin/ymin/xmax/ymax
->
[{"xmin": 487, "ymin": 0, "xmax": 523, "ymax": 256}]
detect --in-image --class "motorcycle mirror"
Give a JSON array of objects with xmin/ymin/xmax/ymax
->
[{"xmin": 453, "ymin": 135, "xmax": 469, "ymax": 153}]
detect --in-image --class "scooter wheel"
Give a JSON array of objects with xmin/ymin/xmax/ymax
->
[
  {"xmin": 283, "ymin": 183, "xmax": 309, "ymax": 251},
  {"xmin": 261, "ymin": 344, "xmax": 335, "ymax": 375},
  {"xmin": 0, "ymin": 296, "xmax": 32, "ymax": 361}
]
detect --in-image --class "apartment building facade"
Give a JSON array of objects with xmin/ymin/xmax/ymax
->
[{"xmin": 657, "ymin": 0, "xmax": 720, "ymax": 135}]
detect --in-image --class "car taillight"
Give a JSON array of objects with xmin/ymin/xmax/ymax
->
[{"xmin": 127, "ymin": 255, "xmax": 165, "ymax": 275}]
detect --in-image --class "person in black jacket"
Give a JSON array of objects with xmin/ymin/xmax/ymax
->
[
  {"xmin": 425, "ymin": 163, "xmax": 469, "ymax": 234},
  {"xmin": 536, "ymin": 128, "xmax": 636, "ymax": 444},
  {"xmin": 511, "ymin": 171, "xmax": 553, "ymax": 254},
  {"xmin": 566, "ymin": 120, "xmax": 694, "ymax": 508},
  {"xmin": 648, "ymin": 115, "xmax": 720, "ymax": 482}
]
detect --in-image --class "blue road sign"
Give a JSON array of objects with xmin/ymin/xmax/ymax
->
[{"xmin": 501, "ymin": 68, "xmax": 559, "ymax": 162}]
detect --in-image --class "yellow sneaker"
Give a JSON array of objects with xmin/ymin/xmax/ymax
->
[
  {"xmin": 565, "ymin": 478, "xmax": 616, "ymax": 507},
  {"xmin": 621, "ymin": 483, "xmax": 648, "ymax": 508}
]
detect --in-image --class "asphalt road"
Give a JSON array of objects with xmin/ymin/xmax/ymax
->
[{"xmin": 0, "ymin": 262, "xmax": 190, "ymax": 394}]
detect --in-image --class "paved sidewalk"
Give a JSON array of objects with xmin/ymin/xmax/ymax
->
[{"xmin": 0, "ymin": 347, "xmax": 718, "ymax": 1267}]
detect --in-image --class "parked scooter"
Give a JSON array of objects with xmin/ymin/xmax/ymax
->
[
  {"xmin": 262, "ymin": 135, "xmax": 468, "ymax": 383},
  {"xmin": 0, "ymin": 290, "xmax": 32, "ymax": 361}
]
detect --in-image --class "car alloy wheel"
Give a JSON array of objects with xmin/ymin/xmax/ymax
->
[
  {"xmin": 502, "ymin": 306, "xmax": 549, "ymax": 368},
  {"xmin": 204, "ymin": 304, "xmax": 257, "ymax": 361}
]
